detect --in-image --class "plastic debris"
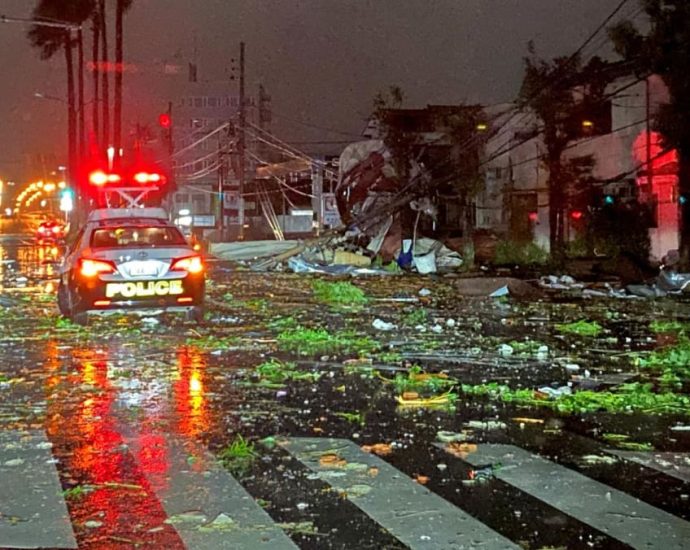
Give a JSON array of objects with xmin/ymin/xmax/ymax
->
[
  {"xmin": 437, "ymin": 431, "xmax": 469, "ymax": 443},
  {"xmin": 372, "ymin": 318, "xmax": 397, "ymax": 331},
  {"xmin": 537, "ymin": 385, "xmax": 572, "ymax": 398}
]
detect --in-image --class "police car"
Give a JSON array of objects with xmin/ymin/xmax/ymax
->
[{"xmin": 57, "ymin": 207, "xmax": 205, "ymax": 325}]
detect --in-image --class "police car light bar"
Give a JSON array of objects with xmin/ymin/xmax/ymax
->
[{"xmin": 89, "ymin": 170, "xmax": 122, "ymax": 186}]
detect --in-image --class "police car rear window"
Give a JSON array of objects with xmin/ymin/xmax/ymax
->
[{"xmin": 91, "ymin": 226, "xmax": 187, "ymax": 248}]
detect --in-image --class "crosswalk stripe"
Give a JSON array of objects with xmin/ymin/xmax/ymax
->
[
  {"xmin": 438, "ymin": 443, "xmax": 690, "ymax": 550},
  {"xmin": 122, "ymin": 430, "xmax": 299, "ymax": 550},
  {"xmin": 606, "ymin": 450, "xmax": 690, "ymax": 483},
  {"xmin": 283, "ymin": 437, "xmax": 519, "ymax": 549},
  {"xmin": 0, "ymin": 430, "xmax": 77, "ymax": 549}
]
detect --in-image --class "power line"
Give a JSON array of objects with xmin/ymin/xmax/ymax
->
[{"xmin": 270, "ymin": 111, "xmax": 362, "ymax": 138}]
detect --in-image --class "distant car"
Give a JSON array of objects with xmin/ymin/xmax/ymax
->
[
  {"xmin": 57, "ymin": 208, "xmax": 205, "ymax": 325},
  {"xmin": 36, "ymin": 220, "xmax": 66, "ymax": 243}
]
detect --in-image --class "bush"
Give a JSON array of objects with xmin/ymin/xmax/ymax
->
[{"xmin": 493, "ymin": 240, "xmax": 549, "ymax": 266}]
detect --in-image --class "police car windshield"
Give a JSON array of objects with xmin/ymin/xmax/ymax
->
[{"xmin": 91, "ymin": 226, "xmax": 187, "ymax": 248}]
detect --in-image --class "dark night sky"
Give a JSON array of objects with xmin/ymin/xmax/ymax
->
[{"xmin": 0, "ymin": 0, "xmax": 631, "ymax": 180}]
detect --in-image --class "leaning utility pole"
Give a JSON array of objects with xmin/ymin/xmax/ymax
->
[{"xmin": 238, "ymin": 41, "xmax": 246, "ymax": 240}]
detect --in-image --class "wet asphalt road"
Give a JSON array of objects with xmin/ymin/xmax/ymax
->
[{"xmin": 1, "ymin": 235, "xmax": 690, "ymax": 550}]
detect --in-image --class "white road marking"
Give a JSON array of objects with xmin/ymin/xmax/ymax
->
[
  {"xmin": 0, "ymin": 430, "xmax": 77, "ymax": 549},
  {"xmin": 439, "ymin": 443, "xmax": 690, "ymax": 550},
  {"xmin": 284, "ymin": 437, "xmax": 519, "ymax": 549}
]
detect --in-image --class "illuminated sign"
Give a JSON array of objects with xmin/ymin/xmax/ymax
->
[{"xmin": 105, "ymin": 280, "xmax": 183, "ymax": 298}]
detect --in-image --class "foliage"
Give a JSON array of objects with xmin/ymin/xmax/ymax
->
[
  {"xmin": 28, "ymin": 0, "xmax": 93, "ymax": 59},
  {"xmin": 555, "ymin": 320, "xmax": 603, "ymax": 337},
  {"xmin": 376, "ymin": 351, "xmax": 403, "ymax": 363},
  {"xmin": 494, "ymin": 240, "xmax": 549, "ymax": 266},
  {"xmin": 63, "ymin": 485, "xmax": 90, "ymax": 500},
  {"xmin": 391, "ymin": 365, "xmax": 457, "ymax": 395},
  {"xmin": 609, "ymin": 1, "xmax": 690, "ymax": 259},
  {"xmin": 519, "ymin": 46, "xmax": 611, "ymax": 257},
  {"xmin": 277, "ymin": 327, "xmax": 379, "ymax": 356},
  {"xmin": 186, "ymin": 334, "xmax": 239, "ymax": 350},
  {"xmin": 586, "ymin": 202, "xmax": 652, "ymax": 263},
  {"xmin": 636, "ymin": 339, "xmax": 690, "ymax": 381},
  {"xmin": 311, "ymin": 280, "xmax": 367, "ymax": 306},
  {"xmin": 649, "ymin": 320, "xmax": 690, "ymax": 333},
  {"xmin": 255, "ymin": 358, "xmax": 321, "ymax": 385},
  {"xmin": 402, "ymin": 308, "xmax": 428, "ymax": 326},
  {"xmin": 267, "ymin": 315, "xmax": 299, "ymax": 331},
  {"xmin": 334, "ymin": 411, "xmax": 364, "ymax": 425},
  {"xmin": 218, "ymin": 435, "xmax": 256, "ymax": 475},
  {"xmin": 462, "ymin": 382, "xmax": 689, "ymax": 414}
]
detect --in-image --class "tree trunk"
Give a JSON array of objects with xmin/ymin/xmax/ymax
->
[
  {"xmin": 91, "ymin": 14, "xmax": 100, "ymax": 150},
  {"xmin": 678, "ymin": 147, "xmax": 690, "ymax": 267},
  {"xmin": 64, "ymin": 32, "xmax": 77, "ymax": 217},
  {"xmin": 547, "ymin": 161, "xmax": 565, "ymax": 263},
  {"xmin": 100, "ymin": 0, "xmax": 110, "ymax": 149},
  {"xmin": 114, "ymin": 0, "xmax": 124, "ymax": 160},
  {"xmin": 77, "ymin": 29, "xmax": 85, "ymax": 161}
]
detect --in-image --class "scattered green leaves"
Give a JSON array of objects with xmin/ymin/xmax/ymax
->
[
  {"xmin": 391, "ymin": 365, "xmax": 457, "ymax": 395},
  {"xmin": 277, "ymin": 326, "xmax": 379, "ymax": 356},
  {"xmin": 555, "ymin": 320, "xmax": 603, "ymax": 337},
  {"xmin": 461, "ymin": 382, "xmax": 690, "ymax": 415},
  {"xmin": 255, "ymin": 358, "xmax": 321, "ymax": 385},
  {"xmin": 402, "ymin": 308, "xmax": 428, "ymax": 326},
  {"xmin": 334, "ymin": 411, "xmax": 364, "ymax": 425},
  {"xmin": 312, "ymin": 280, "xmax": 367, "ymax": 306},
  {"xmin": 219, "ymin": 435, "xmax": 256, "ymax": 475}
]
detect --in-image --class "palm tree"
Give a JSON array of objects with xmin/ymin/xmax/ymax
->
[
  {"xmin": 99, "ymin": 0, "xmax": 109, "ymax": 149},
  {"xmin": 91, "ymin": 6, "xmax": 100, "ymax": 147},
  {"xmin": 114, "ymin": 0, "xmax": 134, "ymax": 158},
  {"xmin": 27, "ymin": 1, "xmax": 93, "ymax": 190}
]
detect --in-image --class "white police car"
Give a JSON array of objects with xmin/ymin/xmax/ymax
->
[{"xmin": 57, "ymin": 208, "xmax": 205, "ymax": 325}]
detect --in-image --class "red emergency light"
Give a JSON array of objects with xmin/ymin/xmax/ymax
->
[
  {"xmin": 133, "ymin": 171, "xmax": 164, "ymax": 184},
  {"xmin": 89, "ymin": 170, "xmax": 121, "ymax": 186}
]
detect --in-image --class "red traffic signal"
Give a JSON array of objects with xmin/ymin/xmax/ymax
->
[
  {"xmin": 570, "ymin": 210, "xmax": 584, "ymax": 221},
  {"xmin": 158, "ymin": 113, "xmax": 172, "ymax": 128}
]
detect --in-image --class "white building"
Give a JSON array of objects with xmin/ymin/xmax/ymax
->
[{"xmin": 478, "ymin": 75, "xmax": 677, "ymax": 260}]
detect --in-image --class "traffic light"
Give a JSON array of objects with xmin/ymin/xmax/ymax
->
[
  {"xmin": 570, "ymin": 210, "xmax": 584, "ymax": 221},
  {"xmin": 680, "ymin": 194, "xmax": 688, "ymax": 206},
  {"xmin": 158, "ymin": 113, "xmax": 172, "ymax": 129},
  {"xmin": 603, "ymin": 194, "xmax": 615, "ymax": 205}
]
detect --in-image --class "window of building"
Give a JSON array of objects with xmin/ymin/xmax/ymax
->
[
  {"xmin": 207, "ymin": 97, "xmax": 218, "ymax": 108},
  {"xmin": 194, "ymin": 97, "xmax": 203, "ymax": 108},
  {"xmin": 176, "ymin": 193, "xmax": 189, "ymax": 203}
]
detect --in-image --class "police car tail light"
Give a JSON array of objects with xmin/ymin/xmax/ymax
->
[
  {"xmin": 80, "ymin": 258, "xmax": 116, "ymax": 277},
  {"xmin": 170, "ymin": 255, "xmax": 203, "ymax": 274}
]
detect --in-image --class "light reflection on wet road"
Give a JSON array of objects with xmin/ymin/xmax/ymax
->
[{"xmin": 1, "ymin": 235, "xmax": 690, "ymax": 549}]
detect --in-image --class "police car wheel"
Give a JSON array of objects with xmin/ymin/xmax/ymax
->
[
  {"xmin": 57, "ymin": 283, "xmax": 71, "ymax": 317},
  {"xmin": 185, "ymin": 306, "xmax": 204, "ymax": 324},
  {"xmin": 72, "ymin": 310, "xmax": 89, "ymax": 326}
]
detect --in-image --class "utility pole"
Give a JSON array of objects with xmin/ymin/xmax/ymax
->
[
  {"xmin": 217, "ymin": 139, "xmax": 225, "ymax": 237},
  {"xmin": 238, "ymin": 41, "xmax": 246, "ymax": 240},
  {"xmin": 312, "ymin": 164, "xmax": 323, "ymax": 236}
]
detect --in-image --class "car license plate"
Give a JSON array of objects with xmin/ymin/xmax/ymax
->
[{"xmin": 128, "ymin": 261, "xmax": 158, "ymax": 277}]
